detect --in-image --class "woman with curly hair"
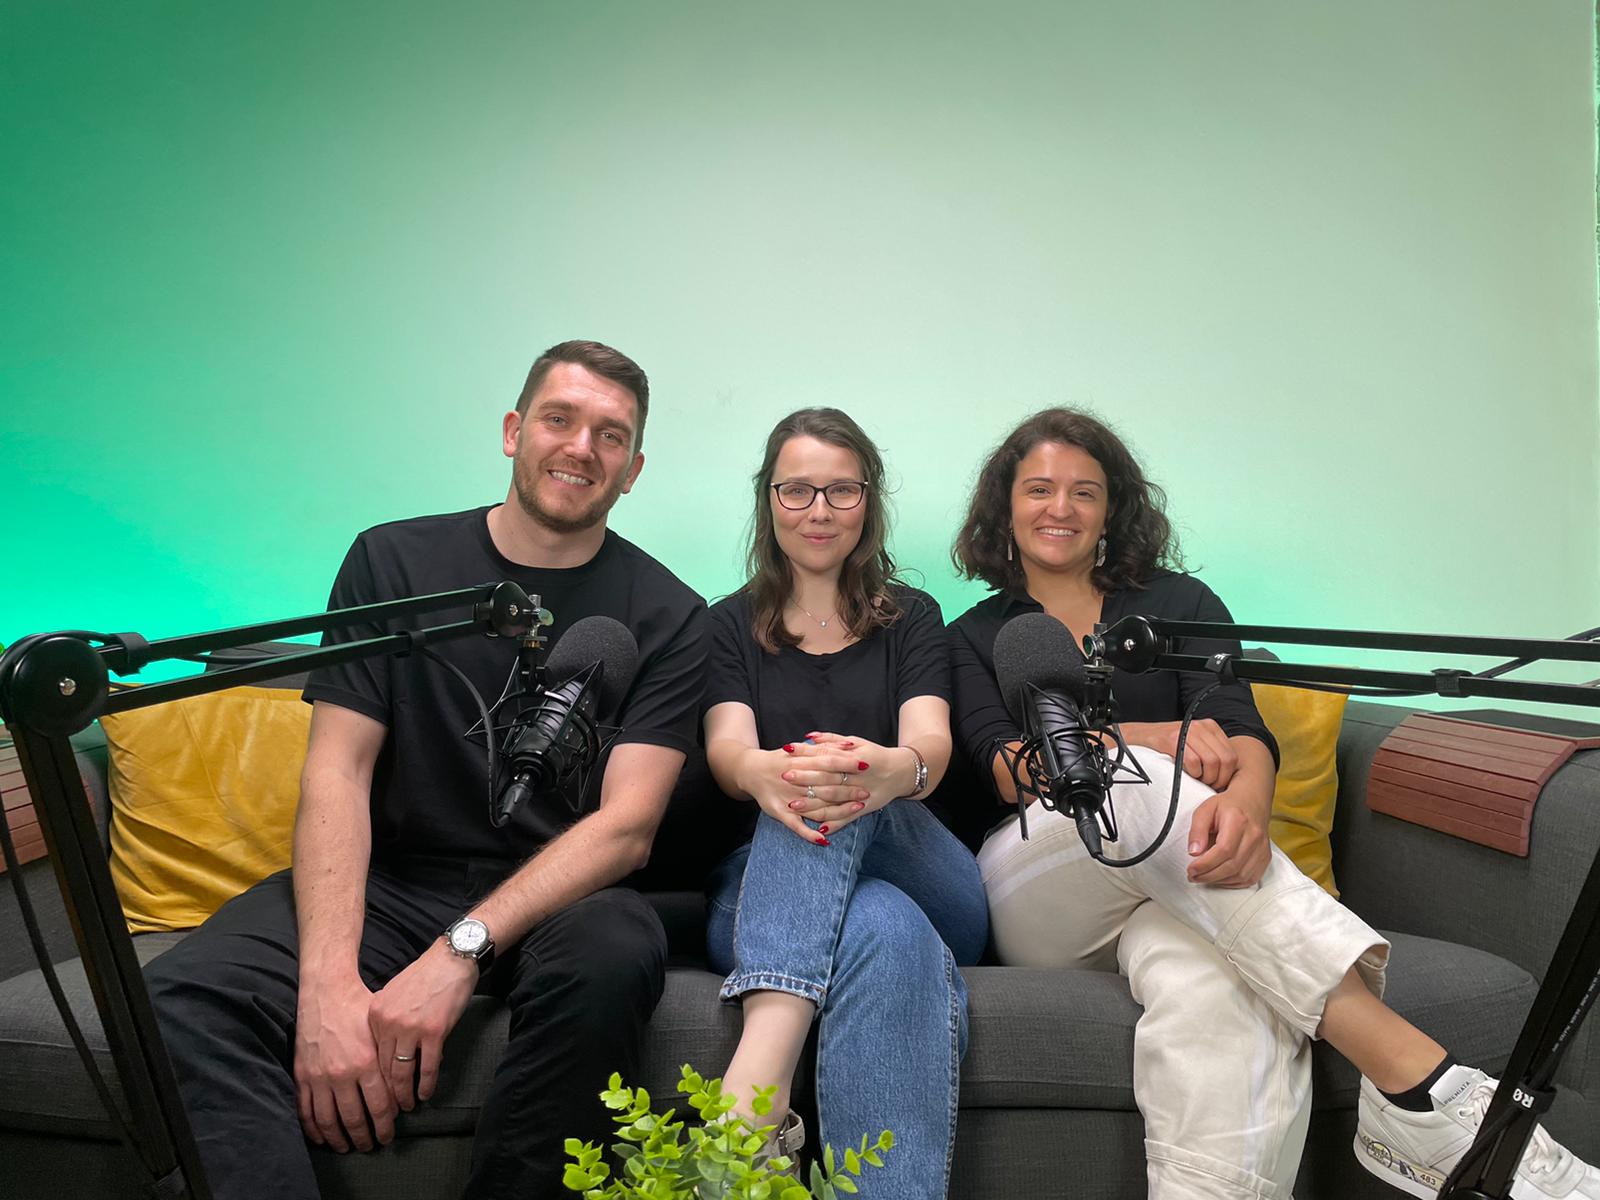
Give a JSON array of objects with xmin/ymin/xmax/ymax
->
[
  {"xmin": 947, "ymin": 408, "xmax": 1597, "ymax": 1200},
  {"xmin": 702, "ymin": 407, "xmax": 988, "ymax": 1198}
]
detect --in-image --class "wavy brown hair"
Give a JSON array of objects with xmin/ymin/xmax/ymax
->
[
  {"xmin": 743, "ymin": 408, "xmax": 904, "ymax": 652},
  {"xmin": 952, "ymin": 407, "xmax": 1182, "ymax": 593}
]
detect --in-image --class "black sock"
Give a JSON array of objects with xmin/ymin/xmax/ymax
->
[{"xmin": 1380, "ymin": 1054, "xmax": 1458, "ymax": 1112}]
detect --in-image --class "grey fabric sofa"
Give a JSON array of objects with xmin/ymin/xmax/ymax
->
[{"xmin": 2, "ymin": 700, "xmax": 1597, "ymax": 1199}]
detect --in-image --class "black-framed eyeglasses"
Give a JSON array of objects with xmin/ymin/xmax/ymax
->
[{"xmin": 770, "ymin": 481, "xmax": 869, "ymax": 511}]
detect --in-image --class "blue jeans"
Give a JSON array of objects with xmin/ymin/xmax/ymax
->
[{"xmin": 707, "ymin": 799, "xmax": 989, "ymax": 1200}]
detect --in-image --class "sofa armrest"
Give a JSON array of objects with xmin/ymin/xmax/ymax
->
[
  {"xmin": 1330, "ymin": 701, "xmax": 1600, "ymax": 1095},
  {"xmin": 1331, "ymin": 702, "xmax": 1600, "ymax": 976}
]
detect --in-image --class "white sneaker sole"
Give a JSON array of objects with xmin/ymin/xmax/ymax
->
[{"xmin": 1354, "ymin": 1128, "xmax": 1450, "ymax": 1199}]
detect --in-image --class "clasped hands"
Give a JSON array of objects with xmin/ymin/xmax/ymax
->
[
  {"xmin": 740, "ymin": 730, "xmax": 915, "ymax": 844},
  {"xmin": 293, "ymin": 941, "xmax": 477, "ymax": 1152}
]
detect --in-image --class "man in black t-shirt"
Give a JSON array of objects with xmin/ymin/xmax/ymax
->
[{"xmin": 146, "ymin": 340, "xmax": 708, "ymax": 1200}]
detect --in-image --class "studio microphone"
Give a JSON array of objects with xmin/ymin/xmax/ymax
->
[
  {"xmin": 492, "ymin": 616, "xmax": 639, "ymax": 828},
  {"xmin": 993, "ymin": 612, "xmax": 1113, "ymax": 855}
]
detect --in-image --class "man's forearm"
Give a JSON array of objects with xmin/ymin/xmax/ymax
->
[
  {"xmin": 466, "ymin": 803, "xmax": 651, "ymax": 948},
  {"xmin": 462, "ymin": 742, "xmax": 680, "ymax": 946},
  {"xmin": 293, "ymin": 765, "xmax": 374, "ymax": 988}
]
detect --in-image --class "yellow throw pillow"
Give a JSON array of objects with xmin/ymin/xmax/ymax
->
[
  {"xmin": 1253, "ymin": 683, "xmax": 1347, "ymax": 897},
  {"xmin": 103, "ymin": 686, "xmax": 309, "ymax": 933}
]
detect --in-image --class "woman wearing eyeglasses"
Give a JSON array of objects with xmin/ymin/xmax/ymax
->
[{"xmin": 701, "ymin": 407, "xmax": 988, "ymax": 1198}]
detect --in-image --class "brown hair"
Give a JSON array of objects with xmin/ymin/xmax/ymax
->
[
  {"xmin": 743, "ymin": 408, "xmax": 903, "ymax": 652},
  {"xmin": 952, "ymin": 407, "xmax": 1182, "ymax": 593},
  {"xmin": 515, "ymin": 340, "xmax": 650, "ymax": 451}
]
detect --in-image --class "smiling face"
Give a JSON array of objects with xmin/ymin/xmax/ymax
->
[
  {"xmin": 504, "ymin": 361, "xmax": 645, "ymax": 534},
  {"xmin": 768, "ymin": 435, "xmax": 867, "ymax": 580},
  {"xmin": 1009, "ymin": 440, "xmax": 1109, "ymax": 582}
]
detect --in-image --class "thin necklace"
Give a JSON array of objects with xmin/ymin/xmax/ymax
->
[{"xmin": 792, "ymin": 598, "xmax": 838, "ymax": 629}]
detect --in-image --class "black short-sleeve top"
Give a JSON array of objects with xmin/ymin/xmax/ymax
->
[
  {"xmin": 706, "ymin": 586, "xmax": 951, "ymax": 749},
  {"xmin": 948, "ymin": 570, "xmax": 1279, "ymax": 789},
  {"xmin": 301, "ymin": 507, "xmax": 708, "ymax": 864}
]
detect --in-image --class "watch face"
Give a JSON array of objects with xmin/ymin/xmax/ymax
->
[{"xmin": 451, "ymin": 919, "xmax": 489, "ymax": 955}]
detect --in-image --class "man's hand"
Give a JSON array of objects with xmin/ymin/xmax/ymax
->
[
  {"xmin": 366, "ymin": 942, "xmax": 478, "ymax": 1112},
  {"xmin": 294, "ymin": 976, "xmax": 394, "ymax": 1152},
  {"xmin": 1121, "ymin": 719, "xmax": 1239, "ymax": 789}
]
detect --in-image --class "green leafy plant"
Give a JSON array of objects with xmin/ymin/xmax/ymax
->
[{"xmin": 563, "ymin": 1064, "xmax": 894, "ymax": 1199}]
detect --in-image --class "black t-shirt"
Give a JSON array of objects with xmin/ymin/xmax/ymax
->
[
  {"xmin": 302, "ymin": 506, "xmax": 708, "ymax": 866},
  {"xmin": 938, "ymin": 570, "xmax": 1277, "ymax": 844},
  {"xmin": 706, "ymin": 586, "xmax": 951, "ymax": 753}
]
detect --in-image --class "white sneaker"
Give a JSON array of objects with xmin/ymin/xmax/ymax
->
[{"xmin": 1355, "ymin": 1064, "xmax": 1600, "ymax": 1198}]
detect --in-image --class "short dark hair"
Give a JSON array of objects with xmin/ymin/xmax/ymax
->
[
  {"xmin": 515, "ymin": 340, "xmax": 650, "ymax": 451},
  {"xmin": 952, "ymin": 407, "xmax": 1182, "ymax": 593}
]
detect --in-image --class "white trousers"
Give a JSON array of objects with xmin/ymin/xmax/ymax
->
[{"xmin": 978, "ymin": 753, "xmax": 1389, "ymax": 1200}]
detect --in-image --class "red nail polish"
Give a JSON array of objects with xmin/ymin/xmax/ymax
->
[
  {"xmin": 816, "ymin": 837, "xmax": 831, "ymax": 847},
  {"xmin": 782, "ymin": 744, "xmax": 794, "ymax": 753},
  {"xmin": 841, "ymin": 741, "xmax": 855, "ymax": 749},
  {"xmin": 819, "ymin": 825, "xmax": 830, "ymax": 834},
  {"xmin": 858, "ymin": 761, "xmax": 869, "ymax": 771}
]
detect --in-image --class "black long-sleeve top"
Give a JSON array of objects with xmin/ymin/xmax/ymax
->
[{"xmin": 935, "ymin": 570, "xmax": 1277, "ymax": 846}]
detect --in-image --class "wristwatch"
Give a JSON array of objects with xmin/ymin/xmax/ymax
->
[{"xmin": 443, "ymin": 916, "xmax": 496, "ymax": 973}]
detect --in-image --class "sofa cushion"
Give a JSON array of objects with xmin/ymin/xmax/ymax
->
[
  {"xmin": 958, "ymin": 931, "xmax": 1535, "ymax": 1112},
  {"xmin": 960, "ymin": 966, "xmax": 1143, "ymax": 1109},
  {"xmin": 103, "ymin": 687, "xmax": 306, "ymax": 933},
  {"xmin": 1257, "ymin": 682, "xmax": 1347, "ymax": 897},
  {"xmin": 0, "ymin": 931, "xmax": 187, "ymax": 1133},
  {"xmin": 0, "ymin": 928, "xmax": 1537, "ymax": 1143}
]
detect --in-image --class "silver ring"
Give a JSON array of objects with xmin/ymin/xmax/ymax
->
[
  {"xmin": 839, "ymin": 771, "xmax": 848, "ymax": 785},
  {"xmin": 394, "ymin": 1053, "xmax": 416, "ymax": 1063},
  {"xmin": 805, "ymin": 785, "xmax": 816, "ymax": 800}
]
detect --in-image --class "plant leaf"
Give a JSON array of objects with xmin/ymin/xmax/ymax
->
[{"xmin": 562, "ymin": 1164, "xmax": 595, "ymax": 1191}]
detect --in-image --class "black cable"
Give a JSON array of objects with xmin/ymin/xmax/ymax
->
[{"xmin": 1089, "ymin": 683, "xmax": 1220, "ymax": 868}]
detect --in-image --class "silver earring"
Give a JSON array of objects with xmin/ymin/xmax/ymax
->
[
  {"xmin": 1095, "ymin": 535, "xmax": 1107, "ymax": 567},
  {"xmin": 1006, "ymin": 531, "xmax": 1014, "ymax": 562}
]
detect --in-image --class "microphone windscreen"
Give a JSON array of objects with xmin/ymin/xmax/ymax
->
[
  {"xmin": 545, "ymin": 616, "xmax": 639, "ymax": 711},
  {"xmin": 992, "ymin": 612, "xmax": 1088, "ymax": 723}
]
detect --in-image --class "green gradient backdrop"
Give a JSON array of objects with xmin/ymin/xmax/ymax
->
[{"xmin": 3, "ymin": 2, "xmax": 1598, "ymax": 710}]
